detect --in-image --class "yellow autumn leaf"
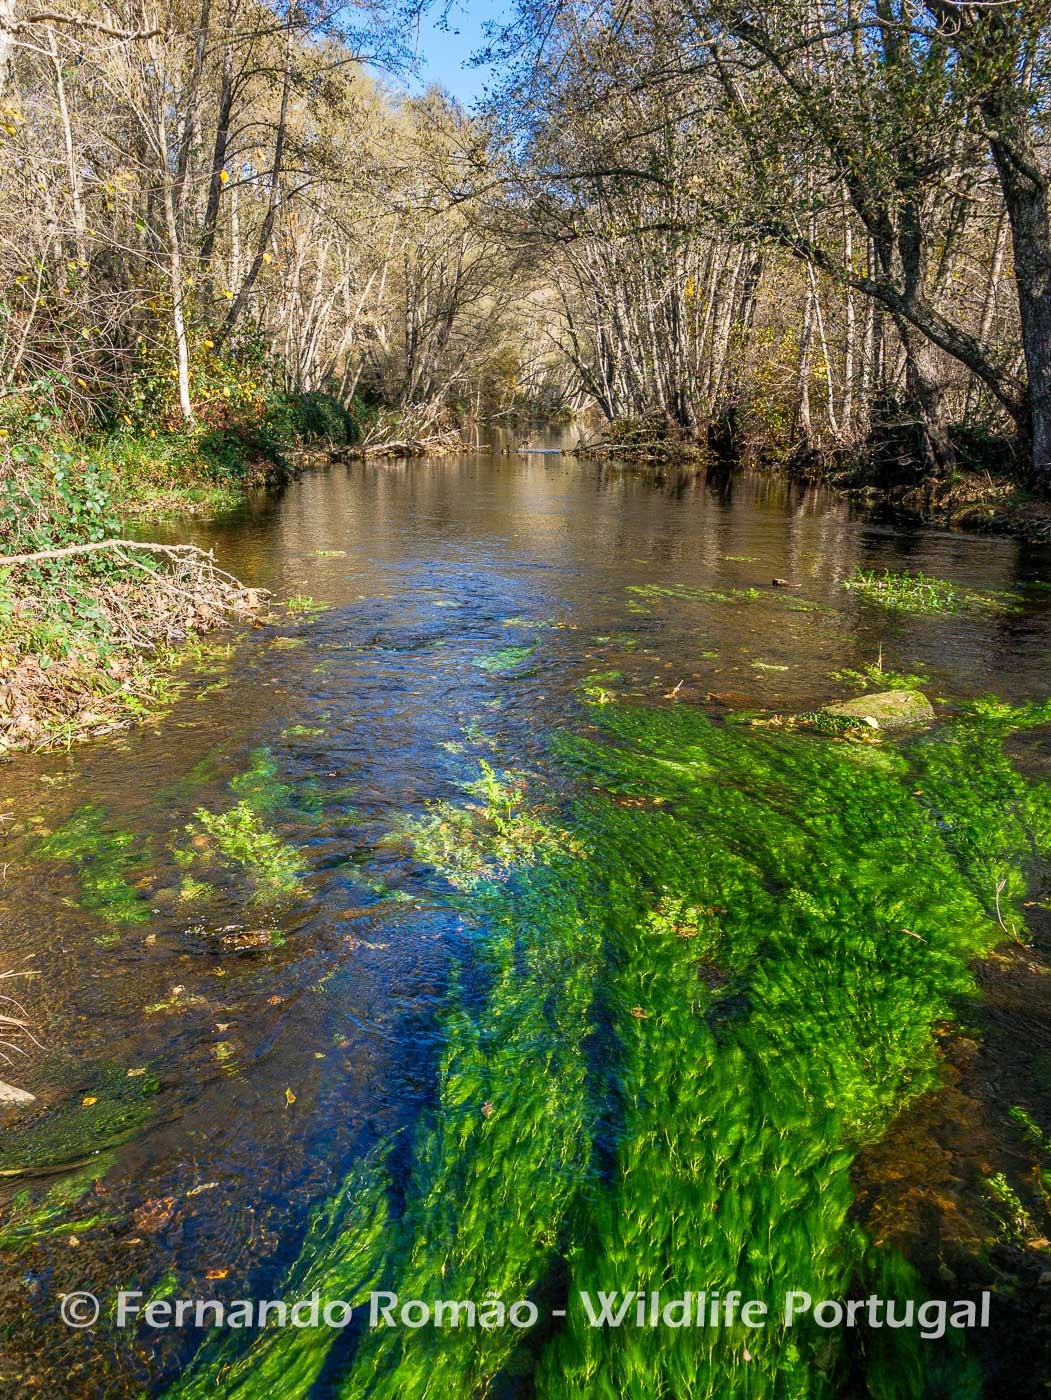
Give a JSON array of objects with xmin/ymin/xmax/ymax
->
[{"xmin": 284, "ymin": 1087, "xmax": 296, "ymax": 1107}]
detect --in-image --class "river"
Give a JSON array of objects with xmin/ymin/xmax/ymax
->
[{"xmin": 1, "ymin": 446, "xmax": 1049, "ymax": 1397}]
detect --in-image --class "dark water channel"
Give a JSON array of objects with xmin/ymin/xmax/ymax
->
[{"xmin": 1, "ymin": 446, "xmax": 1049, "ymax": 1396}]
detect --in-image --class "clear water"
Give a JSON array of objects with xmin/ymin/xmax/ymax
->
[{"xmin": 0, "ymin": 447, "xmax": 1048, "ymax": 1395}]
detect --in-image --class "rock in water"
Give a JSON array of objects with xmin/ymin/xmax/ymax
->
[
  {"xmin": 821, "ymin": 690, "xmax": 935, "ymax": 730},
  {"xmin": 0, "ymin": 1079, "xmax": 36, "ymax": 1104}
]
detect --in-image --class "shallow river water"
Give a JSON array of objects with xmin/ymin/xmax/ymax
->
[{"xmin": 1, "ymin": 449, "xmax": 1050, "ymax": 1398}]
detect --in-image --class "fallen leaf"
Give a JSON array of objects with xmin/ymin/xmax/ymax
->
[
  {"xmin": 133, "ymin": 1196, "xmax": 176, "ymax": 1232},
  {"xmin": 284, "ymin": 1087, "xmax": 296, "ymax": 1107},
  {"xmin": 204, "ymin": 1268, "xmax": 228, "ymax": 1280},
  {"xmin": 82, "ymin": 1096, "xmax": 98, "ymax": 1107}
]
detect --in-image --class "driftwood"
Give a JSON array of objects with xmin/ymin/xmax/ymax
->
[{"xmin": 333, "ymin": 428, "xmax": 476, "ymax": 461}]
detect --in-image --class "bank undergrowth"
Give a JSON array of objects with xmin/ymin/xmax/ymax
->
[{"xmin": 0, "ymin": 378, "xmax": 362, "ymax": 753}]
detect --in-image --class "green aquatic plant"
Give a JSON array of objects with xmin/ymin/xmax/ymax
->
[
  {"xmin": 628, "ymin": 583, "xmax": 763, "ymax": 606},
  {"xmin": 35, "ymin": 804, "xmax": 150, "ymax": 925},
  {"xmin": 285, "ymin": 594, "xmax": 329, "ymax": 616},
  {"xmin": 0, "ymin": 1061, "xmax": 159, "ymax": 1172},
  {"xmin": 981, "ymin": 1173, "xmax": 1036, "ymax": 1245},
  {"xmin": 842, "ymin": 567, "xmax": 1018, "ymax": 615},
  {"xmin": 229, "ymin": 746, "xmax": 293, "ymax": 814},
  {"xmin": 0, "ymin": 1158, "xmax": 116, "ymax": 1251},
  {"xmin": 184, "ymin": 801, "xmax": 302, "ymax": 901},
  {"xmin": 578, "ymin": 668, "xmax": 622, "ymax": 705},
  {"xmin": 387, "ymin": 760, "xmax": 580, "ymax": 893},
  {"xmin": 172, "ymin": 1156, "xmax": 393, "ymax": 1399},
  {"xmin": 172, "ymin": 748, "xmax": 325, "ymax": 901},
  {"xmin": 830, "ymin": 662, "xmax": 930, "ymax": 691},
  {"xmin": 473, "ymin": 644, "xmax": 535, "ymax": 673},
  {"xmin": 166, "ymin": 699, "xmax": 1051, "ymax": 1400}
]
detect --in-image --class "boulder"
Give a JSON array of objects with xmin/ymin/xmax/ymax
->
[
  {"xmin": 821, "ymin": 689, "xmax": 935, "ymax": 730},
  {"xmin": 0, "ymin": 1079, "xmax": 36, "ymax": 1105}
]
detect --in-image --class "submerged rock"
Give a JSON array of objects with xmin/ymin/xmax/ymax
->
[
  {"xmin": 822, "ymin": 689, "xmax": 935, "ymax": 730},
  {"xmin": 0, "ymin": 1079, "xmax": 36, "ymax": 1105}
]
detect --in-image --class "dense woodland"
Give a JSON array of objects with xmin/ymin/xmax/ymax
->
[{"xmin": 0, "ymin": 0, "xmax": 1049, "ymax": 508}]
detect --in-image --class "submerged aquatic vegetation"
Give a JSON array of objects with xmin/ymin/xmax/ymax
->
[
  {"xmin": 229, "ymin": 746, "xmax": 293, "ymax": 814},
  {"xmin": 172, "ymin": 747, "xmax": 321, "ymax": 902},
  {"xmin": 387, "ymin": 760, "xmax": 580, "ymax": 892},
  {"xmin": 35, "ymin": 804, "xmax": 150, "ymax": 925},
  {"xmin": 628, "ymin": 583, "xmax": 763, "ymax": 606},
  {"xmin": 473, "ymin": 644, "xmax": 535, "ymax": 673},
  {"xmin": 842, "ymin": 567, "xmax": 1018, "ymax": 615},
  {"xmin": 169, "ymin": 698, "xmax": 1051, "ymax": 1399},
  {"xmin": 0, "ymin": 1158, "xmax": 116, "ymax": 1251},
  {"xmin": 830, "ymin": 661, "xmax": 931, "ymax": 691},
  {"xmin": 1, "ymin": 1061, "xmax": 159, "ymax": 1171},
  {"xmin": 285, "ymin": 594, "xmax": 329, "ymax": 616},
  {"xmin": 182, "ymin": 802, "xmax": 302, "ymax": 902}
]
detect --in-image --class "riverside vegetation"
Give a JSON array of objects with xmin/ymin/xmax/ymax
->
[
  {"xmin": 4, "ymin": 1, "xmax": 1051, "ymax": 742},
  {"xmin": 3, "ymin": 0, "xmax": 1051, "ymax": 558}
]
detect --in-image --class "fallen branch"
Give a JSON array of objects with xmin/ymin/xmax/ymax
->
[{"xmin": 0, "ymin": 540, "xmax": 217, "ymax": 568}]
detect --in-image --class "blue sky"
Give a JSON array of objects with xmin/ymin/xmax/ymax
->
[{"xmin": 401, "ymin": 0, "xmax": 510, "ymax": 106}]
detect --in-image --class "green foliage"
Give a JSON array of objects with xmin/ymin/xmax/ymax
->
[
  {"xmin": 265, "ymin": 390, "xmax": 357, "ymax": 446},
  {"xmin": 981, "ymin": 1173, "xmax": 1036, "ymax": 1245},
  {"xmin": 0, "ymin": 400, "xmax": 119, "ymax": 554}
]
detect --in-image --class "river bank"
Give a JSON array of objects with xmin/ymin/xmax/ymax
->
[{"xmin": 570, "ymin": 415, "xmax": 1051, "ymax": 544}]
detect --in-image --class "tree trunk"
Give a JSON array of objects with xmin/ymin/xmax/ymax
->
[
  {"xmin": 159, "ymin": 109, "xmax": 194, "ymax": 426},
  {"xmin": 988, "ymin": 138, "xmax": 1051, "ymax": 492},
  {"xmin": 0, "ymin": 0, "xmax": 16, "ymax": 97}
]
